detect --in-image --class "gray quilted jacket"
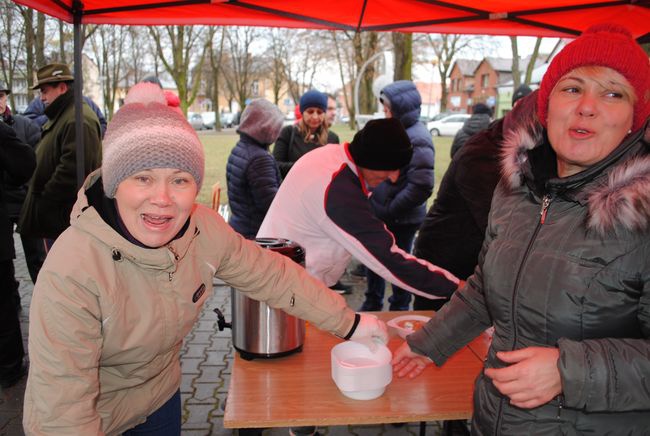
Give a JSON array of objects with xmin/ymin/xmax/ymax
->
[{"xmin": 409, "ymin": 119, "xmax": 650, "ymax": 435}]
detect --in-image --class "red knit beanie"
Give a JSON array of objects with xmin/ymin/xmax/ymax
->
[{"xmin": 537, "ymin": 24, "xmax": 650, "ymax": 132}]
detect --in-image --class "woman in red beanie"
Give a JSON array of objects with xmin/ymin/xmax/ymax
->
[{"xmin": 392, "ymin": 23, "xmax": 650, "ymax": 435}]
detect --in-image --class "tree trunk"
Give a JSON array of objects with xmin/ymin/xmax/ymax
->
[
  {"xmin": 510, "ymin": 36, "xmax": 521, "ymax": 90},
  {"xmin": 392, "ymin": 33, "xmax": 412, "ymax": 81},
  {"xmin": 59, "ymin": 19, "xmax": 66, "ymax": 63},
  {"xmin": 21, "ymin": 7, "xmax": 35, "ymax": 101},
  {"xmin": 524, "ymin": 38, "xmax": 542, "ymax": 85}
]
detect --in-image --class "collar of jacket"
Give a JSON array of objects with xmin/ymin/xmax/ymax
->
[
  {"xmin": 501, "ymin": 118, "xmax": 650, "ymax": 235},
  {"xmin": 239, "ymin": 132, "xmax": 270, "ymax": 149},
  {"xmin": 70, "ymin": 169, "xmax": 199, "ymax": 270},
  {"xmin": 43, "ymin": 88, "xmax": 74, "ymax": 125},
  {"xmin": 1, "ymin": 107, "xmax": 12, "ymax": 124}
]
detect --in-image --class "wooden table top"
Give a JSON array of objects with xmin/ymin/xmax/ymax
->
[{"xmin": 224, "ymin": 311, "xmax": 489, "ymax": 429}]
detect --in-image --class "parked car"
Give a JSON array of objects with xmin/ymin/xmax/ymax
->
[
  {"xmin": 282, "ymin": 112, "xmax": 296, "ymax": 127},
  {"xmin": 221, "ymin": 112, "xmax": 236, "ymax": 128},
  {"xmin": 202, "ymin": 112, "xmax": 216, "ymax": 129},
  {"xmin": 427, "ymin": 114, "xmax": 471, "ymax": 136},
  {"xmin": 429, "ymin": 112, "xmax": 454, "ymax": 122},
  {"xmin": 188, "ymin": 112, "xmax": 205, "ymax": 131}
]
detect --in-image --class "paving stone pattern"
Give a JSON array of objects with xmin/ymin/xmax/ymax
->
[{"xmin": 1, "ymin": 235, "xmax": 445, "ymax": 435}]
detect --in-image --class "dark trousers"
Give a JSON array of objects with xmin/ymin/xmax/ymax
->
[
  {"xmin": 18, "ymin": 232, "xmax": 45, "ymax": 284},
  {"xmin": 0, "ymin": 260, "xmax": 24, "ymax": 381},
  {"xmin": 123, "ymin": 389, "xmax": 181, "ymax": 435},
  {"xmin": 9, "ymin": 215, "xmax": 46, "ymax": 285},
  {"xmin": 361, "ymin": 223, "xmax": 419, "ymax": 311}
]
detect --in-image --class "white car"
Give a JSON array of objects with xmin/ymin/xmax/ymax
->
[
  {"xmin": 188, "ymin": 112, "xmax": 205, "ymax": 131},
  {"xmin": 427, "ymin": 114, "xmax": 471, "ymax": 137}
]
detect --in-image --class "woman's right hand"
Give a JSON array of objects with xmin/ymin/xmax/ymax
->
[{"xmin": 392, "ymin": 341, "xmax": 432, "ymax": 378}]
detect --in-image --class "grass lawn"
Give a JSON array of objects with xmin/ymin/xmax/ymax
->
[{"xmin": 196, "ymin": 124, "xmax": 453, "ymax": 209}]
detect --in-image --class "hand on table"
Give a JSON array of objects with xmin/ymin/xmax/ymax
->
[
  {"xmin": 484, "ymin": 346, "xmax": 562, "ymax": 409},
  {"xmin": 350, "ymin": 313, "xmax": 388, "ymax": 344},
  {"xmin": 391, "ymin": 341, "xmax": 433, "ymax": 378}
]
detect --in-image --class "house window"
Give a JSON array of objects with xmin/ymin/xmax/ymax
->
[
  {"xmin": 481, "ymin": 74, "xmax": 489, "ymax": 88},
  {"xmin": 251, "ymin": 80, "xmax": 259, "ymax": 97}
]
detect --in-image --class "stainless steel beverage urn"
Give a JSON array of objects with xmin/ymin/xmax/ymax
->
[{"xmin": 214, "ymin": 238, "xmax": 306, "ymax": 360}]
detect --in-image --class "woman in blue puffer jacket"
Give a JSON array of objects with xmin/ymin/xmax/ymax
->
[{"xmin": 226, "ymin": 99, "xmax": 284, "ymax": 238}]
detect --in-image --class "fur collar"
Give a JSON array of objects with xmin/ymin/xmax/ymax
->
[{"xmin": 500, "ymin": 122, "xmax": 650, "ymax": 235}]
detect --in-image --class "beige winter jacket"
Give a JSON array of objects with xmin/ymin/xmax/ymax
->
[{"xmin": 23, "ymin": 172, "xmax": 355, "ymax": 435}]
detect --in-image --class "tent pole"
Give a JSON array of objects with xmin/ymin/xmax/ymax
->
[{"xmin": 73, "ymin": 1, "xmax": 85, "ymax": 188}]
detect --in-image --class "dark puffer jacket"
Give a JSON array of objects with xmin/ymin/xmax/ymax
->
[
  {"xmin": 408, "ymin": 120, "xmax": 650, "ymax": 435},
  {"xmin": 450, "ymin": 113, "xmax": 491, "ymax": 158},
  {"xmin": 414, "ymin": 118, "xmax": 504, "ymax": 281},
  {"xmin": 372, "ymin": 81, "xmax": 434, "ymax": 226},
  {"xmin": 226, "ymin": 134, "xmax": 281, "ymax": 239},
  {"xmin": 1, "ymin": 112, "xmax": 41, "ymax": 217}
]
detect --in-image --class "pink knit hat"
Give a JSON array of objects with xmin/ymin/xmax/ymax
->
[
  {"xmin": 101, "ymin": 82, "xmax": 205, "ymax": 198},
  {"xmin": 538, "ymin": 23, "xmax": 650, "ymax": 132}
]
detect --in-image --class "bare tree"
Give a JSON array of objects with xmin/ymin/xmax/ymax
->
[
  {"xmin": 122, "ymin": 27, "xmax": 150, "ymax": 85},
  {"xmin": 88, "ymin": 25, "xmax": 129, "ymax": 119},
  {"xmin": 0, "ymin": 0, "xmax": 26, "ymax": 109},
  {"xmin": 265, "ymin": 28, "xmax": 289, "ymax": 105},
  {"xmin": 207, "ymin": 26, "xmax": 226, "ymax": 130},
  {"xmin": 510, "ymin": 36, "xmax": 543, "ymax": 91},
  {"xmin": 392, "ymin": 32, "xmax": 412, "ymax": 81},
  {"xmin": 426, "ymin": 34, "xmax": 479, "ymax": 113},
  {"xmin": 221, "ymin": 27, "xmax": 259, "ymax": 111},
  {"xmin": 149, "ymin": 25, "xmax": 209, "ymax": 114}
]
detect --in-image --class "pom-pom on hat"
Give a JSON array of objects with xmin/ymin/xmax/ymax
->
[
  {"xmin": 349, "ymin": 118, "xmax": 413, "ymax": 170},
  {"xmin": 299, "ymin": 90, "xmax": 327, "ymax": 113},
  {"xmin": 537, "ymin": 23, "xmax": 650, "ymax": 132},
  {"xmin": 102, "ymin": 82, "xmax": 205, "ymax": 198},
  {"xmin": 237, "ymin": 99, "xmax": 284, "ymax": 145}
]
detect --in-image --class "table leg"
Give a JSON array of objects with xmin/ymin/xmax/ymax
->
[{"xmin": 420, "ymin": 421, "xmax": 426, "ymax": 436}]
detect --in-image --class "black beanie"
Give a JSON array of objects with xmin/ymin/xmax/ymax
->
[{"xmin": 349, "ymin": 118, "xmax": 413, "ymax": 170}]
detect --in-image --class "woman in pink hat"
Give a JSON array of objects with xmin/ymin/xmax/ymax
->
[
  {"xmin": 22, "ymin": 82, "xmax": 387, "ymax": 436},
  {"xmin": 393, "ymin": 24, "xmax": 650, "ymax": 434}
]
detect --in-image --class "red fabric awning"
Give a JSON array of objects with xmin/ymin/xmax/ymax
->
[{"xmin": 12, "ymin": 0, "xmax": 650, "ymax": 39}]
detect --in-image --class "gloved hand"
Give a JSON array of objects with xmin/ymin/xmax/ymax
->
[{"xmin": 349, "ymin": 313, "xmax": 388, "ymax": 344}]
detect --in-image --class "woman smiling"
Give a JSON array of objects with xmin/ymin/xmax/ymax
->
[
  {"xmin": 22, "ymin": 83, "xmax": 387, "ymax": 435},
  {"xmin": 393, "ymin": 24, "xmax": 650, "ymax": 435}
]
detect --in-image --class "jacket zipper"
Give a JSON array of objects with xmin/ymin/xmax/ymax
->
[
  {"xmin": 494, "ymin": 194, "xmax": 553, "ymax": 435},
  {"xmin": 167, "ymin": 245, "xmax": 180, "ymax": 281},
  {"xmin": 165, "ymin": 227, "xmax": 200, "ymax": 281}
]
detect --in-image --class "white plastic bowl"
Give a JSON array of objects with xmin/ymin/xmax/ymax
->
[
  {"xmin": 330, "ymin": 340, "xmax": 392, "ymax": 400},
  {"xmin": 387, "ymin": 315, "xmax": 431, "ymax": 339}
]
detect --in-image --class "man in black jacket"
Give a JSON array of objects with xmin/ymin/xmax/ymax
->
[
  {"xmin": 0, "ymin": 121, "xmax": 36, "ymax": 389},
  {"xmin": 449, "ymin": 102, "xmax": 492, "ymax": 158},
  {"xmin": 0, "ymin": 82, "xmax": 46, "ymax": 287}
]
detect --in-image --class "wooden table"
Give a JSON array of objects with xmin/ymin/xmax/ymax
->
[{"xmin": 224, "ymin": 311, "xmax": 489, "ymax": 429}]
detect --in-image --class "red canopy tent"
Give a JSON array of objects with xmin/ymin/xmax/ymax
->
[
  {"xmin": 12, "ymin": 0, "xmax": 650, "ymax": 38},
  {"xmin": 11, "ymin": 0, "xmax": 650, "ymax": 185}
]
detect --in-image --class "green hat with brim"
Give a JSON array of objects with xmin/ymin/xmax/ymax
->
[
  {"xmin": 32, "ymin": 63, "xmax": 74, "ymax": 90},
  {"xmin": 0, "ymin": 82, "xmax": 10, "ymax": 95}
]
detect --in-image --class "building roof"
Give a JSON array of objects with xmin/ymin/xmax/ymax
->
[{"xmin": 453, "ymin": 59, "xmax": 481, "ymax": 77}]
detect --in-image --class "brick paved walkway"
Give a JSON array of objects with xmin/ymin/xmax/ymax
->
[{"xmin": 1, "ymin": 234, "xmax": 445, "ymax": 435}]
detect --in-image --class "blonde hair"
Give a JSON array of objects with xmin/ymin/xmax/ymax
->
[{"xmin": 297, "ymin": 118, "xmax": 329, "ymax": 145}]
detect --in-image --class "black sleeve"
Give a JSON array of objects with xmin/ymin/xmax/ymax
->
[
  {"xmin": 0, "ymin": 122, "xmax": 36, "ymax": 184},
  {"xmin": 272, "ymin": 125, "xmax": 295, "ymax": 179}
]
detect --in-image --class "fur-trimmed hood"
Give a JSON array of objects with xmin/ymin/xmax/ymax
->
[{"xmin": 500, "ymin": 120, "xmax": 650, "ymax": 235}]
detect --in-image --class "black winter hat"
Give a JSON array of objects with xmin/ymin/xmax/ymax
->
[
  {"xmin": 349, "ymin": 118, "xmax": 413, "ymax": 170},
  {"xmin": 512, "ymin": 84, "xmax": 532, "ymax": 105},
  {"xmin": 472, "ymin": 103, "xmax": 491, "ymax": 115}
]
